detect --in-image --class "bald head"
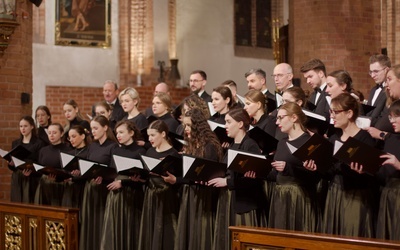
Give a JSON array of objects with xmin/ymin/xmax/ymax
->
[
  {"xmin": 154, "ymin": 82, "xmax": 170, "ymax": 95},
  {"xmin": 273, "ymin": 63, "xmax": 294, "ymax": 92}
]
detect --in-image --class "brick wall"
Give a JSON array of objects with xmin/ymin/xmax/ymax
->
[
  {"xmin": 289, "ymin": 0, "xmax": 381, "ymax": 98},
  {"xmin": 0, "ymin": 2, "xmax": 33, "ymax": 200},
  {"xmin": 47, "ymin": 84, "xmax": 191, "ymax": 124}
]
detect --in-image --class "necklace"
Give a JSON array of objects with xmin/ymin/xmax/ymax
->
[{"xmin": 75, "ymin": 147, "xmax": 86, "ymax": 156}]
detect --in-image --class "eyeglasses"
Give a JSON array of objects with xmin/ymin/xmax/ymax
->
[
  {"xmin": 271, "ymin": 73, "xmax": 290, "ymax": 79},
  {"xmin": 276, "ymin": 115, "xmax": 288, "ymax": 121},
  {"xmin": 329, "ymin": 109, "xmax": 347, "ymax": 115},
  {"xmin": 368, "ymin": 67, "xmax": 387, "ymax": 75},
  {"xmin": 388, "ymin": 115, "xmax": 400, "ymax": 122},
  {"xmin": 189, "ymin": 79, "xmax": 204, "ymax": 83}
]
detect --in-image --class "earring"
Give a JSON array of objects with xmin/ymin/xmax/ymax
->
[{"xmin": 293, "ymin": 123, "xmax": 296, "ymax": 130}]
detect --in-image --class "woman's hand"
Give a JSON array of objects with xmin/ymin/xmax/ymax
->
[
  {"xmin": 107, "ymin": 180, "xmax": 122, "ymax": 191},
  {"xmin": 271, "ymin": 161, "xmax": 286, "ymax": 172},
  {"xmin": 381, "ymin": 153, "xmax": 400, "ymax": 170},
  {"xmin": 161, "ymin": 171, "xmax": 176, "ymax": 184},
  {"xmin": 47, "ymin": 174, "xmax": 56, "ymax": 182},
  {"xmin": 303, "ymin": 160, "xmax": 317, "ymax": 171},
  {"xmin": 208, "ymin": 177, "xmax": 227, "ymax": 187},
  {"xmin": 71, "ymin": 169, "xmax": 81, "ymax": 177},
  {"xmin": 364, "ymin": 127, "xmax": 384, "ymax": 140},
  {"xmin": 221, "ymin": 142, "xmax": 230, "ymax": 148},
  {"xmin": 349, "ymin": 162, "xmax": 364, "ymax": 174},
  {"xmin": 130, "ymin": 174, "xmax": 146, "ymax": 182},
  {"xmin": 22, "ymin": 169, "xmax": 32, "ymax": 176},
  {"xmin": 244, "ymin": 171, "xmax": 256, "ymax": 178},
  {"xmin": 93, "ymin": 176, "xmax": 103, "ymax": 185}
]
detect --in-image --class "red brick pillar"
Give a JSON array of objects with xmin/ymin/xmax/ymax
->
[
  {"xmin": 289, "ymin": 0, "xmax": 381, "ymax": 96},
  {"xmin": 0, "ymin": 2, "xmax": 33, "ymax": 201}
]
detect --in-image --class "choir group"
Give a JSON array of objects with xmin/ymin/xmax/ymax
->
[{"xmin": 3, "ymin": 55, "xmax": 400, "ymax": 250}]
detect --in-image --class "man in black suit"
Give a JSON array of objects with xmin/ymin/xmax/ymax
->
[
  {"xmin": 92, "ymin": 80, "xmax": 125, "ymax": 123},
  {"xmin": 245, "ymin": 68, "xmax": 276, "ymax": 112},
  {"xmin": 300, "ymin": 59, "xmax": 330, "ymax": 121},
  {"xmin": 273, "ymin": 63, "xmax": 294, "ymax": 95},
  {"xmin": 189, "ymin": 70, "xmax": 212, "ymax": 102},
  {"xmin": 366, "ymin": 54, "xmax": 391, "ymax": 126}
]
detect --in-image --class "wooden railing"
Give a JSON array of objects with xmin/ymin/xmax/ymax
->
[
  {"xmin": 0, "ymin": 202, "xmax": 79, "ymax": 250},
  {"xmin": 230, "ymin": 226, "xmax": 400, "ymax": 250}
]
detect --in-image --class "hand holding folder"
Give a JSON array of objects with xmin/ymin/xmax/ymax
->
[
  {"xmin": 227, "ymin": 149, "xmax": 272, "ymax": 178},
  {"xmin": 140, "ymin": 154, "xmax": 182, "ymax": 177},
  {"xmin": 11, "ymin": 156, "xmax": 35, "ymax": 171},
  {"xmin": 33, "ymin": 163, "xmax": 72, "ymax": 182},
  {"xmin": 333, "ymin": 137, "xmax": 385, "ymax": 174},
  {"xmin": 286, "ymin": 133, "xmax": 333, "ymax": 174},
  {"xmin": 182, "ymin": 155, "xmax": 226, "ymax": 182}
]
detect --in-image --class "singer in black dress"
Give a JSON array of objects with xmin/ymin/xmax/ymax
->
[
  {"xmin": 63, "ymin": 99, "xmax": 91, "ymax": 143},
  {"xmin": 317, "ymin": 93, "xmax": 377, "ymax": 237},
  {"xmin": 209, "ymin": 86, "xmax": 234, "ymax": 125},
  {"xmin": 35, "ymin": 105, "xmax": 52, "ymax": 145},
  {"xmin": 100, "ymin": 120, "xmax": 146, "ymax": 250},
  {"xmin": 119, "ymin": 87, "xmax": 148, "ymax": 131},
  {"xmin": 138, "ymin": 120, "xmax": 181, "ymax": 250},
  {"xmin": 269, "ymin": 102, "xmax": 320, "ymax": 232},
  {"xmin": 9, "ymin": 116, "xmax": 44, "ymax": 203},
  {"xmin": 209, "ymin": 108, "xmax": 267, "ymax": 250},
  {"xmin": 79, "ymin": 116, "xmax": 118, "ymax": 250},
  {"xmin": 62, "ymin": 125, "xmax": 91, "ymax": 208},
  {"xmin": 376, "ymin": 99, "xmax": 400, "ymax": 240},
  {"xmin": 152, "ymin": 93, "xmax": 179, "ymax": 133},
  {"xmin": 168, "ymin": 108, "xmax": 223, "ymax": 250},
  {"xmin": 34, "ymin": 123, "xmax": 70, "ymax": 206}
]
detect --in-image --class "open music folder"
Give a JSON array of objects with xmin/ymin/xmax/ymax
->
[
  {"xmin": 33, "ymin": 163, "xmax": 72, "ymax": 182},
  {"xmin": 302, "ymin": 109, "xmax": 330, "ymax": 135},
  {"xmin": 113, "ymin": 154, "xmax": 148, "ymax": 178},
  {"xmin": 140, "ymin": 154, "xmax": 182, "ymax": 177},
  {"xmin": 248, "ymin": 126, "xmax": 278, "ymax": 156},
  {"xmin": 78, "ymin": 159, "xmax": 116, "ymax": 180},
  {"xmin": 182, "ymin": 155, "xmax": 226, "ymax": 182},
  {"xmin": 10, "ymin": 156, "xmax": 35, "ymax": 171},
  {"xmin": 286, "ymin": 133, "xmax": 334, "ymax": 174},
  {"xmin": 60, "ymin": 152, "xmax": 81, "ymax": 172},
  {"xmin": 333, "ymin": 136, "xmax": 385, "ymax": 174},
  {"xmin": 0, "ymin": 145, "xmax": 32, "ymax": 162},
  {"xmin": 207, "ymin": 120, "xmax": 233, "ymax": 145},
  {"xmin": 227, "ymin": 149, "xmax": 272, "ymax": 178}
]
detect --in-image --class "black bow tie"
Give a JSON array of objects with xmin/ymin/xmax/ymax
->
[
  {"xmin": 314, "ymin": 88, "xmax": 322, "ymax": 93},
  {"xmin": 376, "ymin": 84, "xmax": 383, "ymax": 89}
]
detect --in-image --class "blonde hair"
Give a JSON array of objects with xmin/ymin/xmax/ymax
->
[{"xmin": 119, "ymin": 87, "xmax": 141, "ymax": 108}]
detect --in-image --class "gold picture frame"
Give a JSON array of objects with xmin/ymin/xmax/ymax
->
[{"xmin": 55, "ymin": 0, "xmax": 111, "ymax": 47}]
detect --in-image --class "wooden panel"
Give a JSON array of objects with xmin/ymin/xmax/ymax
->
[
  {"xmin": 0, "ymin": 202, "xmax": 78, "ymax": 250},
  {"xmin": 230, "ymin": 226, "xmax": 400, "ymax": 250}
]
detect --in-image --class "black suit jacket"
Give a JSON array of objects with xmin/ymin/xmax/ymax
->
[
  {"xmin": 308, "ymin": 88, "xmax": 330, "ymax": 121},
  {"xmin": 200, "ymin": 91, "xmax": 212, "ymax": 103},
  {"xmin": 264, "ymin": 90, "xmax": 277, "ymax": 113},
  {"xmin": 367, "ymin": 85, "xmax": 387, "ymax": 126}
]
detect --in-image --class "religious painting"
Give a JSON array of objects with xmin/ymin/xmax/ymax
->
[{"xmin": 55, "ymin": 0, "xmax": 111, "ymax": 47}]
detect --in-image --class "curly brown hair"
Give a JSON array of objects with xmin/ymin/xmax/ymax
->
[
  {"xmin": 180, "ymin": 94, "xmax": 210, "ymax": 119},
  {"xmin": 183, "ymin": 108, "xmax": 223, "ymax": 161}
]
